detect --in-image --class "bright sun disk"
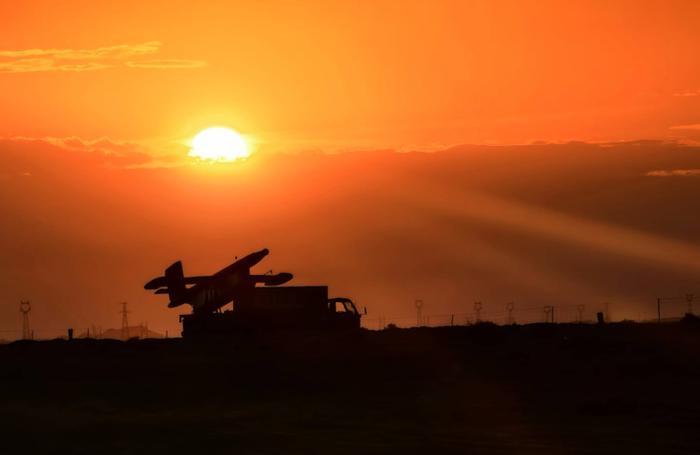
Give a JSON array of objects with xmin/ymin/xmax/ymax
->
[{"xmin": 189, "ymin": 127, "xmax": 250, "ymax": 162}]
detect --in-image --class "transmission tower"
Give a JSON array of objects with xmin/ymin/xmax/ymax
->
[
  {"xmin": 506, "ymin": 302, "xmax": 515, "ymax": 325},
  {"xmin": 686, "ymin": 294, "xmax": 695, "ymax": 315},
  {"xmin": 119, "ymin": 302, "xmax": 129, "ymax": 340},
  {"xmin": 415, "ymin": 300, "xmax": 424, "ymax": 326},
  {"xmin": 474, "ymin": 301, "xmax": 482, "ymax": 323},
  {"xmin": 19, "ymin": 301, "xmax": 31, "ymax": 340}
]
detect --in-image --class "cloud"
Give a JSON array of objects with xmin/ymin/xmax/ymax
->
[
  {"xmin": 669, "ymin": 124, "xmax": 700, "ymax": 131},
  {"xmin": 0, "ymin": 58, "xmax": 112, "ymax": 73},
  {"xmin": 646, "ymin": 169, "xmax": 700, "ymax": 177},
  {"xmin": 0, "ymin": 41, "xmax": 206, "ymax": 73},
  {"xmin": 0, "ymin": 41, "xmax": 161, "ymax": 60},
  {"xmin": 4, "ymin": 136, "xmax": 154, "ymax": 167},
  {"xmin": 125, "ymin": 59, "xmax": 207, "ymax": 69},
  {"xmin": 673, "ymin": 89, "xmax": 700, "ymax": 97},
  {"xmin": 2, "ymin": 135, "xmax": 192, "ymax": 169}
]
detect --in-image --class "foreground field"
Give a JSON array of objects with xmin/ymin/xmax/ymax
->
[{"xmin": 1, "ymin": 322, "xmax": 700, "ymax": 454}]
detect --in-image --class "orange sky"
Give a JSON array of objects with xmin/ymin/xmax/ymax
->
[
  {"xmin": 2, "ymin": 0, "xmax": 700, "ymax": 151},
  {"xmin": 2, "ymin": 2, "xmax": 700, "ymax": 337}
]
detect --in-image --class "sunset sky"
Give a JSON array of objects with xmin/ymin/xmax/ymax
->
[
  {"xmin": 2, "ymin": 1, "xmax": 700, "ymax": 337},
  {"xmin": 3, "ymin": 1, "xmax": 700, "ymax": 150}
]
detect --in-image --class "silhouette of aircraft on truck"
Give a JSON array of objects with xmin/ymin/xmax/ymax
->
[
  {"xmin": 145, "ymin": 248, "xmax": 362, "ymax": 336},
  {"xmin": 145, "ymin": 248, "xmax": 293, "ymax": 315}
]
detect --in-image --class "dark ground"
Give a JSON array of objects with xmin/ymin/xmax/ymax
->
[{"xmin": 2, "ymin": 322, "xmax": 700, "ymax": 454}]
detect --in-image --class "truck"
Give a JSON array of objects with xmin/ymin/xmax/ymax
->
[
  {"xmin": 179, "ymin": 286, "xmax": 362, "ymax": 337},
  {"xmin": 146, "ymin": 249, "xmax": 364, "ymax": 337}
]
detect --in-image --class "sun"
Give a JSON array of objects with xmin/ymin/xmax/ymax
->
[{"xmin": 189, "ymin": 127, "xmax": 250, "ymax": 162}]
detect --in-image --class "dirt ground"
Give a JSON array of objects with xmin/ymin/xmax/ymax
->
[{"xmin": 1, "ymin": 322, "xmax": 699, "ymax": 454}]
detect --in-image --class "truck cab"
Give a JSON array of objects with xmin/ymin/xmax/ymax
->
[{"xmin": 327, "ymin": 297, "xmax": 361, "ymax": 329}]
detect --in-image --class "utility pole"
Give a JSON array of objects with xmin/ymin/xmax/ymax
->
[
  {"xmin": 19, "ymin": 301, "xmax": 31, "ymax": 340},
  {"xmin": 119, "ymin": 302, "xmax": 129, "ymax": 340},
  {"xmin": 657, "ymin": 294, "xmax": 698, "ymax": 321},
  {"xmin": 474, "ymin": 301, "xmax": 482, "ymax": 323},
  {"xmin": 543, "ymin": 305, "xmax": 554, "ymax": 323}
]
